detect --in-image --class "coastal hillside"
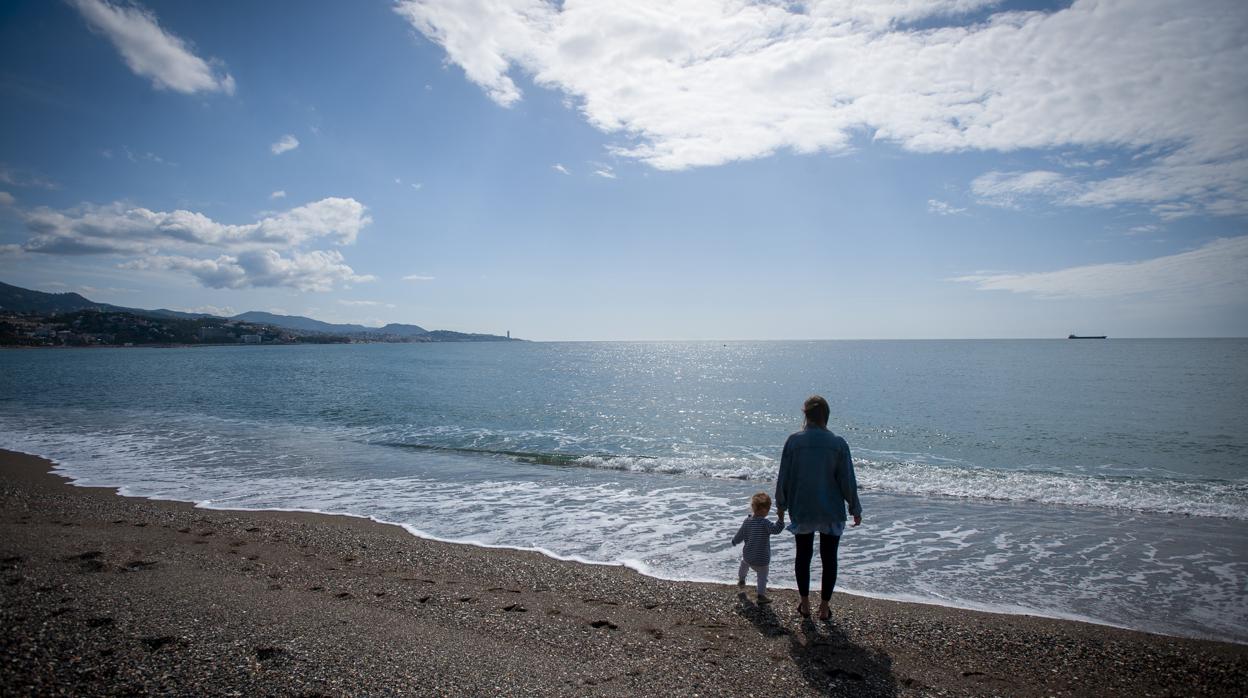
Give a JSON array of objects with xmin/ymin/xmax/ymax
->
[
  {"xmin": 231, "ymin": 311, "xmax": 378, "ymax": 335},
  {"xmin": 0, "ymin": 281, "xmax": 206, "ymax": 320},
  {"xmin": 0, "ymin": 281, "xmax": 518, "ymax": 345},
  {"xmin": 232, "ymin": 312, "xmax": 431, "ymax": 339}
]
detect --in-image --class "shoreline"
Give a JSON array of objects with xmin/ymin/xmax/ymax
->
[
  {"xmin": 185, "ymin": 498, "xmax": 1152, "ymax": 640},
  {"xmin": 3, "ymin": 448, "xmax": 1246, "ymax": 696},
  {"xmin": 30, "ymin": 446, "xmax": 1241, "ymax": 642}
]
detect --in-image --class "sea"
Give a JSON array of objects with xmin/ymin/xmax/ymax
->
[{"xmin": 1, "ymin": 339, "xmax": 1245, "ymax": 643}]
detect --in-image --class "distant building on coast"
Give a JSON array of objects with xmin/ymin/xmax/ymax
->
[{"xmin": 240, "ymin": 334, "xmax": 262, "ymax": 344}]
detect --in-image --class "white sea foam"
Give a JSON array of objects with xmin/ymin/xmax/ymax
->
[{"xmin": 564, "ymin": 452, "xmax": 1248, "ymax": 520}]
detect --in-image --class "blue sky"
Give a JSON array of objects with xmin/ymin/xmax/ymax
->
[{"xmin": 0, "ymin": 0, "xmax": 1244, "ymax": 340}]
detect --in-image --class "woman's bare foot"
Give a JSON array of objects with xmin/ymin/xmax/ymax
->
[
  {"xmin": 817, "ymin": 601, "xmax": 831, "ymax": 621},
  {"xmin": 796, "ymin": 597, "xmax": 811, "ymax": 618}
]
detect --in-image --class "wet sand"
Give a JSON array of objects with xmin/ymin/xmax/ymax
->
[{"xmin": 2, "ymin": 448, "xmax": 1244, "ymax": 696}]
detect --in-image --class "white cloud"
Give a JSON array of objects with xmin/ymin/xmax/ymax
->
[
  {"xmin": 402, "ymin": 274, "xmax": 435, "ymax": 281},
  {"xmin": 123, "ymin": 147, "xmax": 167, "ymax": 165},
  {"xmin": 398, "ymin": 0, "xmax": 1248, "ymax": 217},
  {"xmin": 411, "ymin": 182, "xmax": 423, "ymax": 190},
  {"xmin": 70, "ymin": 0, "xmax": 234, "ymax": 95},
  {"xmin": 177, "ymin": 304, "xmax": 237, "ymax": 317},
  {"xmin": 971, "ymin": 170, "xmax": 1077, "ymax": 209},
  {"xmin": 270, "ymin": 190, "xmax": 287, "ymax": 199},
  {"xmin": 927, "ymin": 199, "xmax": 965, "ymax": 216},
  {"xmin": 338, "ymin": 299, "xmax": 396, "ymax": 308},
  {"xmin": 592, "ymin": 165, "xmax": 616, "ymax": 179},
  {"xmin": 18, "ymin": 197, "xmax": 370, "ymax": 255},
  {"xmin": 77, "ymin": 285, "xmax": 133, "ymax": 295},
  {"xmin": 129, "ymin": 249, "xmax": 375, "ymax": 292},
  {"xmin": 952, "ymin": 237, "xmax": 1248, "ymax": 300},
  {"xmin": 552, "ymin": 163, "xmax": 570, "ymax": 175},
  {"xmin": 0, "ymin": 164, "xmax": 58, "ymax": 189},
  {"xmin": 11, "ymin": 197, "xmax": 373, "ymax": 291},
  {"xmin": 1049, "ymin": 154, "xmax": 1112, "ymax": 170},
  {"xmin": 0, "ymin": 191, "xmax": 14, "ymax": 207},
  {"xmin": 270, "ymin": 134, "xmax": 300, "ymax": 155}
]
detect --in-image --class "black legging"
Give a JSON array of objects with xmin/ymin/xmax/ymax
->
[{"xmin": 794, "ymin": 532, "xmax": 840, "ymax": 601}]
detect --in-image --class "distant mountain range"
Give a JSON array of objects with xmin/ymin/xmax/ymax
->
[
  {"xmin": 0, "ymin": 281, "xmax": 206, "ymax": 319},
  {"xmin": 0, "ymin": 281, "xmax": 517, "ymax": 342}
]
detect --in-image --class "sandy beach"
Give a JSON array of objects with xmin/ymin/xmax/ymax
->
[{"xmin": 1, "ymin": 448, "xmax": 1244, "ymax": 696}]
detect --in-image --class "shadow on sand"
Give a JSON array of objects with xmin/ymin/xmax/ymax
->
[{"xmin": 736, "ymin": 593, "xmax": 898, "ymax": 696}]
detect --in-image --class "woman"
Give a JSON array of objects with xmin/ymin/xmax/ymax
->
[{"xmin": 774, "ymin": 395, "xmax": 862, "ymax": 621}]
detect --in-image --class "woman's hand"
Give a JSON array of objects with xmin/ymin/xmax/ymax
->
[{"xmin": 852, "ymin": 514, "xmax": 862, "ymax": 527}]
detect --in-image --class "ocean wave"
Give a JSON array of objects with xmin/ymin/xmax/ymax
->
[
  {"xmin": 856, "ymin": 460, "xmax": 1248, "ymax": 521},
  {"xmin": 377, "ymin": 441, "xmax": 1248, "ymax": 520}
]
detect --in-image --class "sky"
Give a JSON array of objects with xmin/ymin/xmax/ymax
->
[{"xmin": 0, "ymin": 0, "xmax": 1245, "ymax": 340}]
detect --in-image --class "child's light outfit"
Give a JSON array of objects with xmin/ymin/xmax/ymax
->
[{"xmin": 731, "ymin": 514, "xmax": 785, "ymax": 596}]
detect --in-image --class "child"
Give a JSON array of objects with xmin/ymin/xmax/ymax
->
[{"xmin": 731, "ymin": 491, "xmax": 786, "ymax": 603}]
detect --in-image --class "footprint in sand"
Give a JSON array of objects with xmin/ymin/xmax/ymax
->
[
  {"xmin": 245, "ymin": 527, "xmax": 261, "ymax": 533},
  {"xmin": 590, "ymin": 620, "xmax": 619, "ymax": 630},
  {"xmin": 85, "ymin": 617, "xmax": 114, "ymax": 628},
  {"xmin": 334, "ymin": 592, "xmax": 353, "ymax": 599},
  {"xmin": 502, "ymin": 603, "xmax": 527, "ymax": 612},
  {"xmin": 254, "ymin": 646, "xmax": 286, "ymax": 662},
  {"xmin": 140, "ymin": 636, "xmax": 176, "ymax": 652},
  {"xmin": 66, "ymin": 552, "xmax": 108, "ymax": 573}
]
